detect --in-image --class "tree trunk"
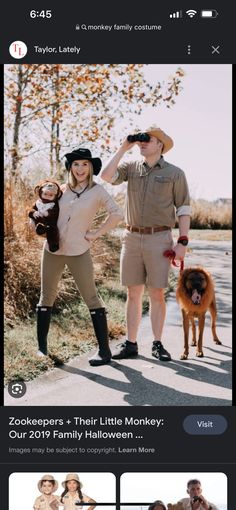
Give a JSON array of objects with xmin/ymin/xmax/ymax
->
[
  {"xmin": 50, "ymin": 105, "xmax": 55, "ymax": 175},
  {"xmin": 49, "ymin": 65, "xmax": 61, "ymax": 176},
  {"xmin": 54, "ymin": 65, "xmax": 61, "ymax": 174},
  {"xmin": 12, "ymin": 65, "xmax": 23, "ymax": 178}
]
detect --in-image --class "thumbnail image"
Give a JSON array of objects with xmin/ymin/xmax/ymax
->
[
  {"xmin": 120, "ymin": 472, "xmax": 227, "ymax": 510},
  {"xmin": 9, "ymin": 472, "xmax": 115, "ymax": 510},
  {"xmin": 4, "ymin": 64, "xmax": 232, "ymax": 406}
]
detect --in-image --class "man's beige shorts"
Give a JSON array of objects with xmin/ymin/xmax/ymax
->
[{"xmin": 120, "ymin": 229, "xmax": 174, "ymax": 288}]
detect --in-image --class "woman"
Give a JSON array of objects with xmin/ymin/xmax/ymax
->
[
  {"xmin": 148, "ymin": 501, "xmax": 167, "ymax": 510},
  {"xmin": 36, "ymin": 147, "xmax": 123, "ymax": 366},
  {"xmin": 61, "ymin": 473, "xmax": 96, "ymax": 510},
  {"xmin": 34, "ymin": 474, "xmax": 60, "ymax": 510}
]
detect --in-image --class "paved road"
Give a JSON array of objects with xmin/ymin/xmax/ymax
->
[{"xmin": 5, "ymin": 240, "xmax": 232, "ymax": 406}]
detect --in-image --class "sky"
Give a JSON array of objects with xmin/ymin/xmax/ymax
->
[
  {"xmin": 120, "ymin": 472, "xmax": 227, "ymax": 506},
  {"xmin": 103, "ymin": 64, "xmax": 232, "ymax": 201}
]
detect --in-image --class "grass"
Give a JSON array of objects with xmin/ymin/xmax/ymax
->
[
  {"xmin": 190, "ymin": 199, "xmax": 232, "ymax": 229},
  {"xmin": 4, "ymin": 295, "xmax": 124, "ymax": 384},
  {"xmin": 4, "ymin": 277, "xmax": 146, "ymax": 384}
]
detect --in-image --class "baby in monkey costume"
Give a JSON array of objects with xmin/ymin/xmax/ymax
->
[{"xmin": 29, "ymin": 180, "xmax": 62, "ymax": 252}]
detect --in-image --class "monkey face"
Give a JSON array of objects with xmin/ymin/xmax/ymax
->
[{"xmin": 35, "ymin": 180, "xmax": 62, "ymax": 202}]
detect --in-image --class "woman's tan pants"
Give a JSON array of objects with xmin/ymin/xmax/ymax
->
[{"xmin": 38, "ymin": 248, "xmax": 102, "ymax": 309}]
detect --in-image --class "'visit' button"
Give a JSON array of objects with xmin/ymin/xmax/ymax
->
[{"xmin": 183, "ymin": 415, "xmax": 228, "ymax": 435}]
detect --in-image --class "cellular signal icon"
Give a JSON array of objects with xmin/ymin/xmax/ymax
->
[
  {"xmin": 186, "ymin": 9, "xmax": 197, "ymax": 18},
  {"xmin": 170, "ymin": 11, "xmax": 182, "ymax": 18}
]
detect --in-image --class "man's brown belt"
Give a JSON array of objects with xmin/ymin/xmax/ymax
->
[{"xmin": 126, "ymin": 225, "xmax": 171, "ymax": 234}]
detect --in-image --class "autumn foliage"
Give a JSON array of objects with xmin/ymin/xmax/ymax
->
[{"xmin": 4, "ymin": 64, "xmax": 185, "ymax": 178}]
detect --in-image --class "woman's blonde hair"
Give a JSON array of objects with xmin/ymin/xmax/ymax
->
[{"xmin": 68, "ymin": 160, "xmax": 94, "ymax": 189}]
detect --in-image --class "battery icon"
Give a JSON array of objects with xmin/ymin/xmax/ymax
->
[{"xmin": 201, "ymin": 9, "xmax": 219, "ymax": 18}]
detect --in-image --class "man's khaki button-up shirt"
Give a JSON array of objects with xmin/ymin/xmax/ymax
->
[
  {"xmin": 178, "ymin": 497, "xmax": 218, "ymax": 510},
  {"xmin": 111, "ymin": 156, "xmax": 191, "ymax": 227}
]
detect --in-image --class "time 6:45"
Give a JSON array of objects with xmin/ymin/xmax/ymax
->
[{"xmin": 30, "ymin": 10, "xmax": 52, "ymax": 18}]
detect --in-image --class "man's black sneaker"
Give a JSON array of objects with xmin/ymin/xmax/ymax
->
[
  {"xmin": 152, "ymin": 341, "xmax": 171, "ymax": 361},
  {"xmin": 112, "ymin": 340, "xmax": 138, "ymax": 359}
]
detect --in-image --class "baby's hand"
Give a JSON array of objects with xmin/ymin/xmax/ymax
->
[{"xmin": 33, "ymin": 211, "xmax": 41, "ymax": 219}]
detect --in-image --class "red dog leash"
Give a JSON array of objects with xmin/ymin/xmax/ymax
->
[{"xmin": 163, "ymin": 249, "xmax": 184, "ymax": 272}]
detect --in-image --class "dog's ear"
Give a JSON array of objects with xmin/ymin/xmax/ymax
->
[{"xmin": 181, "ymin": 269, "xmax": 189, "ymax": 288}]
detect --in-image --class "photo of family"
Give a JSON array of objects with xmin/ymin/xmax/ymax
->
[
  {"xmin": 9, "ymin": 472, "xmax": 115, "ymax": 510},
  {"xmin": 120, "ymin": 472, "xmax": 227, "ymax": 510},
  {"xmin": 4, "ymin": 64, "xmax": 232, "ymax": 406}
]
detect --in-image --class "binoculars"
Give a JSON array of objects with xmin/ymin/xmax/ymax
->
[
  {"xmin": 192, "ymin": 496, "xmax": 203, "ymax": 503},
  {"xmin": 127, "ymin": 132, "xmax": 150, "ymax": 143}
]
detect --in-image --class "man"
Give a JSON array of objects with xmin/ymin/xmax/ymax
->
[
  {"xmin": 101, "ymin": 125, "xmax": 191, "ymax": 361},
  {"xmin": 178, "ymin": 479, "xmax": 219, "ymax": 510}
]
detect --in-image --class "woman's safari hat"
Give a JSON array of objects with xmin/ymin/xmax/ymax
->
[{"xmin": 64, "ymin": 148, "xmax": 102, "ymax": 175}]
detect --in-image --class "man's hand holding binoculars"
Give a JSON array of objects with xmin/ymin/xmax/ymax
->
[
  {"xmin": 120, "ymin": 132, "xmax": 151, "ymax": 153},
  {"xmin": 191, "ymin": 495, "xmax": 211, "ymax": 510},
  {"xmin": 120, "ymin": 136, "xmax": 137, "ymax": 153}
]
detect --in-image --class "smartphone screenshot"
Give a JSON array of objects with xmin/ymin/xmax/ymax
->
[{"xmin": 1, "ymin": 2, "xmax": 234, "ymax": 509}]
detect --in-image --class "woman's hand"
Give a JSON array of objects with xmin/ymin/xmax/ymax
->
[{"xmin": 85, "ymin": 230, "xmax": 99, "ymax": 242}]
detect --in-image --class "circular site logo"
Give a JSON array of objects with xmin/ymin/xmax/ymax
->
[{"xmin": 9, "ymin": 41, "xmax": 27, "ymax": 59}]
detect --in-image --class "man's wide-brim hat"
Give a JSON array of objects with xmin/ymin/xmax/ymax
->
[
  {"xmin": 143, "ymin": 125, "xmax": 174, "ymax": 153},
  {"xmin": 62, "ymin": 473, "xmax": 83, "ymax": 488},
  {"xmin": 38, "ymin": 474, "xmax": 58, "ymax": 493},
  {"xmin": 64, "ymin": 148, "xmax": 102, "ymax": 175}
]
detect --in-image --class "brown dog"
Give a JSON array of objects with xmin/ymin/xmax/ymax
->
[{"xmin": 176, "ymin": 267, "xmax": 221, "ymax": 359}]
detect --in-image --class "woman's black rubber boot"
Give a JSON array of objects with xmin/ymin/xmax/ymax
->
[
  {"xmin": 89, "ymin": 307, "xmax": 112, "ymax": 366},
  {"xmin": 36, "ymin": 306, "xmax": 52, "ymax": 356}
]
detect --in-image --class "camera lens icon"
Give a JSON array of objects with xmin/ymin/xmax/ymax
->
[{"xmin": 8, "ymin": 381, "xmax": 27, "ymax": 398}]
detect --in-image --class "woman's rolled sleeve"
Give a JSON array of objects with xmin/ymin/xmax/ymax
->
[{"xmin": 99, "ymin": 187, "xmax": 124, "ymax": 219}]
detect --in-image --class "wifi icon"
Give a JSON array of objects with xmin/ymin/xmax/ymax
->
[{"xmin": 186, "ymin": 9, "xmax": 197, "ymax": 18}]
